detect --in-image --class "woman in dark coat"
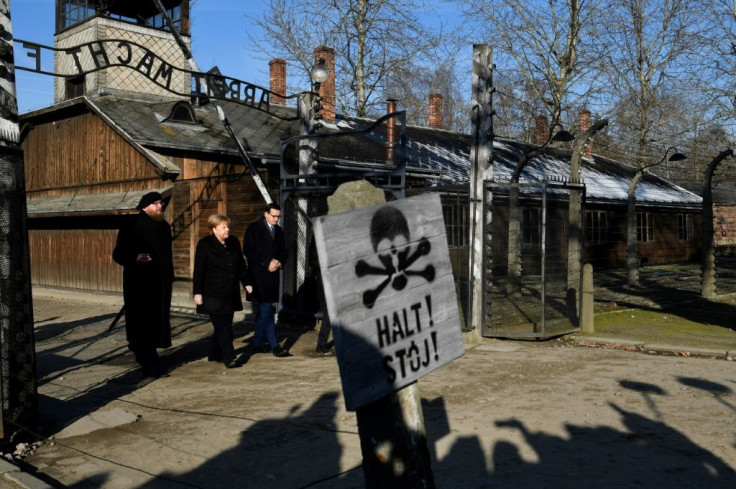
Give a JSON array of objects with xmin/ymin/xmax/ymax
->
[{"xmin": 193, "ymin": 214, "xmax": 251, "ymax": 368}]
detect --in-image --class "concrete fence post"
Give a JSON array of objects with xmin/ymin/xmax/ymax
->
[{"xmin": 581, "ymin": 263, "xmax": 594, "ymax": 333}]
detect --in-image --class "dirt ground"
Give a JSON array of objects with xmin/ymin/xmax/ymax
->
[{"xmin": 10, "ymin": 290, "xmax": 736, "ymax": 488}]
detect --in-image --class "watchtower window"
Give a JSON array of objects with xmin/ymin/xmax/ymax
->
[
  {"xmin": 65, "ymin": 75, "xmax": 85, "ymax": 99},
  {"xmin": 148, "ymin": 5, "xmax": 182, "ymax": 32},
  {"xmin": 58, "ymin": 0, "xmax": 187, "ymax": 34},
  {"xmin": 60, "ymin": 0, "xmax": 96, "ymax": 29}
]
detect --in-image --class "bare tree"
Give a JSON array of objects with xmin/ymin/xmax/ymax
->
[
  {"xmin": 464, "ymin": 0, "xmax": 604, "ymax": 316},
  {"xmin": 462, "ymin": 0, "xmax": 604, "ymax": 130},
  {"xmin": 249, "ymin": 0, "xmax": 446, "ymax": 118},
  {"xmin": 493, "ymin": 74, "xmax": 548, "ymax": 141},
  {"xmin": 592, "ymin": 0, "xmax": 703, "ymax": 286},
  {"xmin": 384, "ymin": 50, "xmax": 469, "ymax": 132},
  {"xmin": 702, "ymin": 1, "xmax": 736, "ymax": 134}
]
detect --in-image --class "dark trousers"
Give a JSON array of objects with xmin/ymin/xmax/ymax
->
[
  {"xmin": 253, "ymin": 302, "xmax": 278, "ymax": 348},
  {"xmin": 209, "ymin": 313, "xmax": 236, "ymax": 365},
  {"xmin": 317, "ymin": 314, "xmax": 331, "ymax": 349}
]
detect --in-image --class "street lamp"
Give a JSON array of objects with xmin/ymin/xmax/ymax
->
[
  {"xmin": 663, "ymin": 146, "xmax": 687, "ymax": 164},
  {"xmin": 564, "ymin": 117, "xmax": 608, "ymax": 322},
  {"xmin": 626, "ymin": 145, "xmax": 687, "ymax": 286},
  {"xmin": 660, "ymin": 147, "xmax": 686, "ymax": 178},
  {"xmin": 300, "ymin": 61, "xmax": 330, "ymax": 174},
  {"xmin": 551, "ymin": 124, "xmax": 575, "ymax": 143},
  {"xmin": 310, "ymin": 60, "xmax": 329, "ymax": 88},
  {"xmin": 294, "ymin": 59, "xmax": 331, "ymax": 312}
]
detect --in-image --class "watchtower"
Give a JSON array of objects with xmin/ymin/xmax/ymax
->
[{"xmin": 53, "ymin": 0, "xmax": 191, "ymax": 102}]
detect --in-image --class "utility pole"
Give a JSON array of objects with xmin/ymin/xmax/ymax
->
[
  {"xmin": 295, "ymin": 89, "xmax": 316, "ymax": 302},
  {"xmin": 566, "ymin": 118, "xmax": 607, "ymax": 322},
  {"xmin": 702, "ymin": 149, "xmax": 734, "ymax": 298},
  {"xmin": 0, "ymin": 0, "xmax": 38, "ymax": 440},
  {"xmin": 467, "ymin": 44, "xmax": 493, "ymax": 337},
  {"xmin": 293, "ymin": 53, "xmax": 328, "ymax": 309}
]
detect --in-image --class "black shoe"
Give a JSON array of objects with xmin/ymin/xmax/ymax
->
[
  {"xmin": 142, "ymin": 369, "xmax": 169, "ymax": 380},
  {"xmin": 272, "ymin": 346, "xmax": 291, "ymax": 357},
  {"xmin": 225, "ymin": 359, "xmax": 239, "ymax": 368},
  {"xmin": 316, "ymin": 345, "xmax": 331, "ymax": 354}
]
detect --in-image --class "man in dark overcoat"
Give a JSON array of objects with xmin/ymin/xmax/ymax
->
[
  {"xmin": 113, "ymin": 191, "xmax": 174, "ymax": 378},
  {"xmin": 243, "ymin": 203, "xmax": 289, "ymax": 357}
]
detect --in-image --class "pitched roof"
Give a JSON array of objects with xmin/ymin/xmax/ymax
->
[
  {"xmin": 26, "ymin": 187, "xmax": 173, "ymax": 217},
  {"xmin": 21, "ymin": 93, "xmax": 701, "ymax": 208},
  {"xmin": 338, "ymin": 116, "xmax": 701, "ymax": 207}
]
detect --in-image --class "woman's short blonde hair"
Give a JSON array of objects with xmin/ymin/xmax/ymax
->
[{"xmin": 207, "ymin": 214, "xmax": 231, "ymax": 231}]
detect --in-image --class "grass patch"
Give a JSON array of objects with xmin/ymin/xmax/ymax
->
[{"xmin": 585, "ymin": 309, "xmax": 736, "ymax": 351}]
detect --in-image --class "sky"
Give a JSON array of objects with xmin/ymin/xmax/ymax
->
[
  {"xmin": 11, "ymin": 0, "xmax": 466, "ymax": 115},
  {"xmin": 11, "ymin": 0, "xmax": 275, "ymax": 114}
]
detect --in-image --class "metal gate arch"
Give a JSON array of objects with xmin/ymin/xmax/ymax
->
[
  {"xmin": 278, "ymin": 112, "xmax": 408, "ymax": 321},
  {"xmin": 481, "ymin": 179, "xmax": 585, "ymax": 338}
]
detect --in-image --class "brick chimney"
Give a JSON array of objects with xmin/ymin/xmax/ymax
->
[
  {"xmin": 314, "ymin": 46, "xmax": 336, "ymax": 123},
  {"xmin": 579, "ymin": 109, "xmax": 592, "ymax": 157},
  {"xmin": 269, "ymin": 59, "xmax": 286, "ymax": 106},
  {"xmin": 535, "ymin": 114, "xmax": 548, "ymax": 145},
  {"xmin": 429, "ymin": 93, "xmax": 443, "ymax": 129},
  {"xmin": 268, "ymin": 58, "xmax": 286, "ymax": 105},
  {"xmin": 386, "ymin": 99, "xmax": 397, "ymax": 166}
]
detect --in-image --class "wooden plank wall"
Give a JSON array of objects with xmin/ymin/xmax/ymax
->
[
  {"xmin": 22, "ymin": 114, "xmax": 167, "ymax": 292},
  {"xmin": 171, "ymin": 180, "xmax": 192, "ymax": 281},
  {"xmin": 23, "ymin": 113, "xmax": 162, "ymax": 196},
  {"xmin": 226, "ymin": 173, "xmax": 270, "ymax": 240},
  {"xmin": 29, "ymin": 229, "xmax": 122, "ymax": 292},
  {"xmin": 22, "ymin": 112, "xmax": 278, "ymax": 292}
]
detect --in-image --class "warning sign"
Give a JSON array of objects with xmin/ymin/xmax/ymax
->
[{"xmin": 312, "ymin": 193, "xmax": 464, "ymax": 410}]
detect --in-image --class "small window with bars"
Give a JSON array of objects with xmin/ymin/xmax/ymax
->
[
  {"xmin": 677, "ymin": 213, "xmax": 693, "ymax": 241},
  {"xmin": 636, "ymin": 212, "xmax": 654, "ymax": 242},
  {"xmin": 586, "ymin": 210, "xmax": 607, "ymax": 243},
  {"xmin": 522, "ymin": 208, "xmax": 541, "ymax": 245}
]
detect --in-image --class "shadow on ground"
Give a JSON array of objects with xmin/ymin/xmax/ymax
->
[{"xmin": 27, "ymin": 314, "xmax": 736, "ymax": 489}]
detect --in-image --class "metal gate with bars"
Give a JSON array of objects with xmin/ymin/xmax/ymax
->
[
  {"xmin": 428, "ymin": 180, "xmax": 585, "ymax": 338},
  {"xmin": 482, "ymin": 180, "xmax": 585, "ymax": 337}
]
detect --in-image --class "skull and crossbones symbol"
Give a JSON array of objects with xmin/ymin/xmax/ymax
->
[{"xmin": 355, "ymin": 206, "xmax": 435, "ymax": 308}]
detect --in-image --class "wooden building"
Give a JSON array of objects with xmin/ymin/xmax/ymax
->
[
  {"xmin": 19, "ymin": 0, "xmax": 703, "ymax": 297},
  {"xmin": 21, "ymin": 0, "xmax": 292, "ymax": 292}
]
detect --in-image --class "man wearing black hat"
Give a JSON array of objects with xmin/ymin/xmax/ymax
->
[{"xmin": 113, "ymin": 191, "xmax": 174, "ymax": 378}]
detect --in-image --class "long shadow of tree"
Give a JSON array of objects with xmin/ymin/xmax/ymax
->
[
  {"xmin": 45, "ymin": 381, "xmax": 736, "ymax": 489},
  {"xmin": 34, "ymin": 315, "xmax": 215, "ymax": 436},
  {"xmin": 431, "ymin": 379, "xmax": 735, "ymax": 488},
  {"xmin": 27, "ymin": 312, "xmax": 736, "ymax": 489}
]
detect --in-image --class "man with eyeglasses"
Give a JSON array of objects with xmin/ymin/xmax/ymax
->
[
  {"xmin": 244, "ymin": 203, "xmax": 290, "ymax": 357},
  {"xmin": 113, "ymin": 191, "xmax": 175, "ymax": 379}
]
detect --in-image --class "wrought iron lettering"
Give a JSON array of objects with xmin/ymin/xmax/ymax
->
[{"xmin": 15, "ymin": 38, "xmax": 289, "ymax": 118}]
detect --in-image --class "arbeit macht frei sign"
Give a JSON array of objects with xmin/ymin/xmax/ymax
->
[{"xmin": 313, "ymin": 193, "xmax": 465, "ymax": 410}]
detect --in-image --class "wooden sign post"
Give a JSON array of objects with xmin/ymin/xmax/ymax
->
[{"xmin": 313, "ymin": 185, "xmax": 464, "ymax": 488}]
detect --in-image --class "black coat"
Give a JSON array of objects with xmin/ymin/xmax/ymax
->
[
  {"xmin": 243, "ymin": 216, "xmax": 287, "ymax": 303},
  {"xmin": 112, "ymin": 211, "xmax": 174, "ymax": 350},
  {"xmin": 193, "ymin": 234, "xmax": 249, "ymax": 315}
]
